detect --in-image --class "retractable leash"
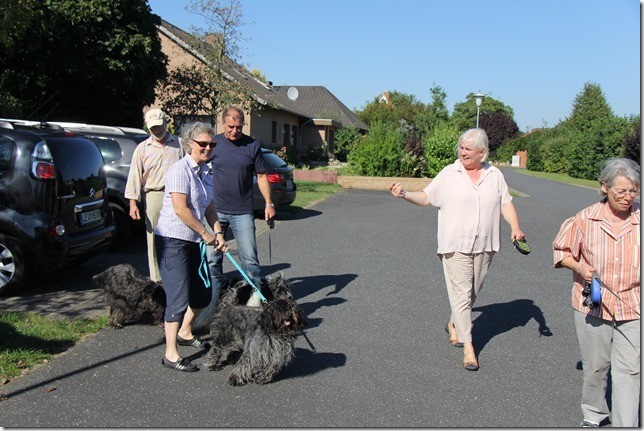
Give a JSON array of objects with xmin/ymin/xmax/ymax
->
[
  {"xmin": 224, "ymin": 251, "xmax": 267, "ymax": 303},
  {"xmin": 267, "ymin": 218, "xmax": 274, "ymax": 266},
  {"xmin": 264, "ymin": 218, "xmax": 316, "ymax": 353},
  {"xmin": 301, "ymin": 331, "xmax": 316, "ymax": 353},
  {"xmin": 591, "ymin": 272, "xmax": 641, "ymax": 317}
]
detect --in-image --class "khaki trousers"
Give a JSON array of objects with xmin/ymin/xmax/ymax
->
[
  {"xmin": 440, "ymin": 251, "xmax": 494, "ymax": 343},
  {"xmin": 143, "ymin": 190, "xmax": 164, "ymax": 283},
  {"xmin": 574, "ymin": 310, "xmax": 640, "ymax": 427}
]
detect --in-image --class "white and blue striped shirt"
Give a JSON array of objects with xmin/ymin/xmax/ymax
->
[{"xmin": 156, "ymin": 155, "xmax": 214, "ymax": 242}]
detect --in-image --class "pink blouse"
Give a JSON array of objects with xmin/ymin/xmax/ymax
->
[
  {"xmin": 553, "ymin": 201, "xmax": 640, "ymax": 321},
  {"xmin": 424, "ymin": 160, "xmax": 513, "ymax": 254}
]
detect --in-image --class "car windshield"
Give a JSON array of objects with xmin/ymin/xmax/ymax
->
[{"xmin": 262, "ymin": 152, "xmax": 288, "ymax": 168}]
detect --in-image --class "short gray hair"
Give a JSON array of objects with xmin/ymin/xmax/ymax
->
[
  {"xmin": 454, "ymin": 128, "xmax": 489, "ymax": 162},
  {"xmin": 598, "ymin": 157, "xmax": 640, "ymax": 198},
  {"xmin": 183, "ymin": 122, "xmax": 215, "ymax": 153},
  {"xmin": 221, "ymin": 106, "xmax": 245, "ymax": 123}
]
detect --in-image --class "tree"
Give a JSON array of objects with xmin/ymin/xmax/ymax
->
[
  {"xmin": 414, "ymin": 84, "xmax": 449, "ymax": 134},
  {"xmin": 356, "ymin": 90, "xmax": 424, "ymax": 128},
  {"xmin": 450, "ymin": 93, "xmax": 515, "ymax": 133},
  {"xmin": 479, "ymin": 111, "xmax": 520, "ymax": 157},
  {"xmin": 623, "ymin": 115, "xmax": 640, "ymax": 164},
  {"xmin": 163, "ymin": 0, "xmax": 257, "ymax": 118},
  {"xmin": 0, "ymin": 0, "xmax": 167, "ymax": 126},
  {"xmin": 562, "ymin": 82, "xmax": 624, "ymax": 179}
]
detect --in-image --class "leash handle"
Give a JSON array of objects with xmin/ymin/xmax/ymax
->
[
  {"xmin": 592, "ymin": 272, "xmax": 640, "ymax": 317},
  {"xmin": 198, "ymin": 241, "xmax": 212, "ymax": 289},
  {"xmin": 224, "ymin": 251, "xmax": 267, "ymax": 303}
]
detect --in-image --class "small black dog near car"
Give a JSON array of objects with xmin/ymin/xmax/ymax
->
[{"xmin": 92, "ymin": 264, "xmax": 165, "ymax": 329}]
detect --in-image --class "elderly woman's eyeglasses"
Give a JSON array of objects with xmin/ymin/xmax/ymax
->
[
  {"xmin": 192, "ymin": 139, "xmax": 216, "ymax": 148},
  {"xmin": 607, "ymin": 187, "xmax": 639, "ymax": 198}
]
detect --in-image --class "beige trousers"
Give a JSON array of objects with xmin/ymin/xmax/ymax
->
[
  {"xmin": 143, "ymin": 190, "xmax": 164, "ymax": 283},
  {"xmin": 440, "ymin": 251, "xmax": 494, "ymax": 343},
  {"xmin": 575, "ymin": 310, "xmax": 640, "ymax": 427}
]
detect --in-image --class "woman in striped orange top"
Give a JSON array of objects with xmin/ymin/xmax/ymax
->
[{"xmin": 553, "ymin": 157, "xmax": 640, "ymax": 428}]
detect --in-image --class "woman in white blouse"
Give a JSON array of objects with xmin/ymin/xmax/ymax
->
[{"xmin": 390, "ymin": 128, "xmax": 525, "ymax": 371}]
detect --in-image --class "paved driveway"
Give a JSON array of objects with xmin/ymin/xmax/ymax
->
[{"xmin": 0, "ymin": 168, "xmax": 603, "ymax": 427}]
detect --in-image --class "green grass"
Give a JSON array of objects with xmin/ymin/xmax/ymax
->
[
  {"xmin": 511, "ymin": 168, "xmax": 598, "ymax": 189},
  {"xmin": 280, "ymin": 181, "xmax": 342, "ymax": 214},
  {"xmin": 0, "ymin": 312, "xmax": 108, "ymax": 383}
]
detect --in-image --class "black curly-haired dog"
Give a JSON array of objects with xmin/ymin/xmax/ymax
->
[
  {"xmin": 203, "ymin": 298, "xmax": 306, "ymax": 386},
  {"xmin": 92, "ymin": 264, "xmax": 166, "ymax": 329},
  {"xmin": 192, "ymin": 273, "xmax": 294, "ymax": 330},
  {"xmin": 220, "ymin": 273, "xmax": 293, "ymax": 307}
]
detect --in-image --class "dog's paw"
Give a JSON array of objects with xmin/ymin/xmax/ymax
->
[
  {"xmin": 228, "ymin": 375, "xmax": 247, "ymax": 386},
  {"xmin": 209, "ymin": 363, "xmax": 225, "ymax": 372}
]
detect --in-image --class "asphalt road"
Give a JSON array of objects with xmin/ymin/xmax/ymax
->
[{"xmin": 0, "ymin": 167, "xmax": 604, "ymax": 427}]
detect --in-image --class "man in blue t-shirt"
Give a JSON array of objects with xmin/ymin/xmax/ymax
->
[{"xmin": 201, "ymin": 106, "xmax": 275, "ymax": 316}]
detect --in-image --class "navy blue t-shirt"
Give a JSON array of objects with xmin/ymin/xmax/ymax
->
[{"xmin": 209, "ymin": 133, "xmax": 267, "ymax": 214}]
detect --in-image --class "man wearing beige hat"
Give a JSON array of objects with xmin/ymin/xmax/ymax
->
[{"xmin": 125, "ymin": 108, "xmax": 184, "ymax": 282}]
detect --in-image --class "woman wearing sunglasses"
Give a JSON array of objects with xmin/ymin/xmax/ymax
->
[
  {"xmin": 553, "ymin": 157, "xmax": 640, "ymax": 427},
  {"xmin": 154, "ymin": 122, "xmax": 228, "ymax": 372}
]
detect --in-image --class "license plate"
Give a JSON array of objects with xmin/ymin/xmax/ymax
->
[
  {"xmin": 79, "ymin": 209, "xmax": 102, "ymax": 226},
  {"xmin": 286, "ymin": 179, "xmax": 293, "ymax": 189}
]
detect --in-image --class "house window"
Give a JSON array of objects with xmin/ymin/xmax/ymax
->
[
  {"xmin": 283, "ymin": 124, "xmax": 290, "ymax": 146},
  {"xmin": 271, "ymin": 121, "xmax": 277, "ymax": 144},
  {"xmin": 291, "ymin": 127, "xmax": 297, "ymax": 147}
]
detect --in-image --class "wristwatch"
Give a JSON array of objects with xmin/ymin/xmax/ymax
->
[{"xmin": 265, "ymin": 203, "xmax": 275, "ymax": 208}]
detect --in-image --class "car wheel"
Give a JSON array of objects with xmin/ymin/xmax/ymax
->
[
  {"xmin": 110, "ymin": 203, "xmax": 132, "ymax": 249},
  {"xmin": 0, "ymin": 234, "xmax": 30, "ymax": 296}
]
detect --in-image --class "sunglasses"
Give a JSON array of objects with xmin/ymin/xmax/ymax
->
[{"xmin": 192, "ymin": 139, "xmax": 216, "ymax": 148}]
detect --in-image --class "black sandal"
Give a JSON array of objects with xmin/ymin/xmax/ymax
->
[
  {"xmin": 162, "ymin": 356, "xmax": 198, "ymax": 372},
  {"xmin": 177, "ymin": 335, "xmax": 211, "ymax": 349}
]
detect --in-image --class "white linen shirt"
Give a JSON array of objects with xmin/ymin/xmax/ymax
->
[
  {"xmin": 155, "ymin": 155, "xmax": 214, "ymax": 242},
  {"xmin": 424, "ymin": 159, "xmax": 512, "ymax": 254}
]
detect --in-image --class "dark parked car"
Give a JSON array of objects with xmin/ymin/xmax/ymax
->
[
  {"xmin": 0, "ymin": 122, "xmax": 115, "ymax": 294},
  {"xmin": 1, "ymin": 120, "xmax": 149, "ymax": 247},
  {"xmin": 253, "ymin": 148, "xmax": 297, "ymax": 214},
  {"xmin": 44, "ymin": 122, "xmax": 149, "ymax": 247}
]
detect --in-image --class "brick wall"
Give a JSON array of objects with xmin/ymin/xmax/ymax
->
[{"xmin": 293, "ymin": 170, "xmax": 431, "ymax": 191}]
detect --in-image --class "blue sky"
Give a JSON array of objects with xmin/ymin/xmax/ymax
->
[{"xmin": 148, "ymin": 0, "xmax": 640, "ymax": 132}]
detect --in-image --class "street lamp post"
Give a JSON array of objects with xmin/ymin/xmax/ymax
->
[{"xmin": 474, "ymin": 93, "xmax": 484, "ymax": 128}]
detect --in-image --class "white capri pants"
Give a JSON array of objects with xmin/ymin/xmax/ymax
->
[{"xmin": 440, "ymin": 251, "xmax": 494, "ymax": 344}]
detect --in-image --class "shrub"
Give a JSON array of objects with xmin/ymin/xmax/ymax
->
[
  {"xmin": 423, "ymin": 122, "xmax": 459, "ymax": 177},
  {"xmin": 334, "ymin": 126, "xmax": 361, "ymax": 162},
  {"xmin": 348, "ymin": 122, "xmax": 404, "ymax": 176},
  {"xmin": 306, "ymin": 141, "xmax": 329, "ymax": 163},
  {"xmin": 493, "ymin": 134, "xmax": 526, "ymax": 164}
]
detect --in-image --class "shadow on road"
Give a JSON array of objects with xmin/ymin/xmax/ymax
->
[
  {"xmin": 472, "ymin": 299, "xmax": 553, "ymax": 354},
  {"xmin": 277, "ymin": 347, "xmax": 347, "ymax": 382}
]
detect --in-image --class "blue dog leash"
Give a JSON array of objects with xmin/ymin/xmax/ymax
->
[
  {"xmin": 198, "ymin": 241, "xmax": 212, "ymax": 289},
  {"xmin": 225, "ymin": 251, "xmax": 267, "ymax": 303}
]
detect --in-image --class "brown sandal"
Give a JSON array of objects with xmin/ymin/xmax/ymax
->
[
  {"xmin": 444, "ymin": 323, "xmax": 464, "ymax": 348},
  {"xmin": 463, "ymin": 355, "xmax": 479, "ymax": 371}
]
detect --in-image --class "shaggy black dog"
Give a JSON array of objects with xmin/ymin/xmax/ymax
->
[
  {"xmin": 203, "ymin": 298, "xmax": 307, "ymax": 386},
  {"xmin": 192, "ymin": 273, "xmax": 294, "ymax": 330},
  {"xmin": 92, "ymin": 264, "xmax": 165, "ymax": 329},
  {"xmin": 219, "ymin": 273, "xmax": 294, "ymax": 307}
]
